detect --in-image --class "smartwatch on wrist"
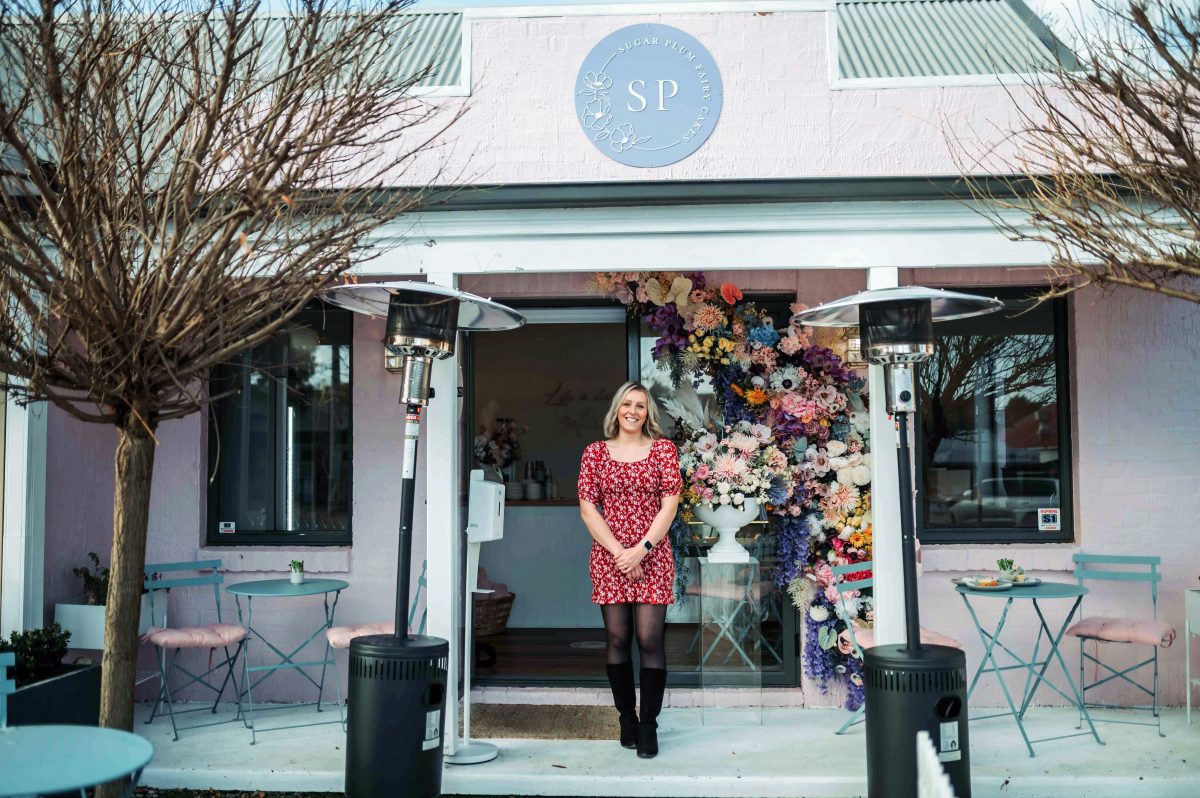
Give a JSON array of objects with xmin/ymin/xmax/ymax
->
[{"xmin": 642, "ymin": 539, "xmax": 653, "ymax": 552}]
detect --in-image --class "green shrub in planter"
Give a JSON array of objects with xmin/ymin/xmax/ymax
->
[
  {"xmin": 0, "ymin": 623, "xmax": 101, "ymax": 726},
  {"xmin": 0, "ymin": 623, "xmax": 70, "ymax": 687}
]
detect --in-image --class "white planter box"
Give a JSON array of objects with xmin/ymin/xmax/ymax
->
[{"xmin": 54, "ymin": 594, "xmax": 155, "ymax": 650}]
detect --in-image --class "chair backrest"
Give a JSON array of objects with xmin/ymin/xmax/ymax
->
[
  {"xmin": 831, "ymin": 560, "xmax": 874, "ymax": 658},
  {"xmin": 1073, "ymin": 554, "xmax": 1162, "ymax": 617},
  {"xmin": 0, "ymin": 651, "xmax": 14, "ymax": 730},
  {"xmin": 410, "ymin": 560, "xmax": 428, "ymax": 636},
  {"xmin": 143, "ymin": 560, "xmax": 226, "ymax": 627}
]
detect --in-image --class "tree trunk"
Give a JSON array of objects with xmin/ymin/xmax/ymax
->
[{"xmin": 97, "ymin": 420, "xmax": 156, "ymax": 797}]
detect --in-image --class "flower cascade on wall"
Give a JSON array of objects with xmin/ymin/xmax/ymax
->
[{"xmin": 592, "ymin": 271, "xmax": 873, "ymax": 708}]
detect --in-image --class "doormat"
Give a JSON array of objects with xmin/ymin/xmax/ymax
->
[
  {"xmin": 460, "ymin": 704, "xmax": 617, "ymax": 740},
  {"xmin": 568, "ymin": 640, "xmax": 608, "ymax": 650}
]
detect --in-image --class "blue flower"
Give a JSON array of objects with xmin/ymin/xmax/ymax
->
[{"xmin": 748, "ymin": 325, "xmax": 780, "ymax": 348}]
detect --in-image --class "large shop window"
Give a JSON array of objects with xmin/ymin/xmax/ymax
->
[
  {"xmin": 919, "ymin": 289, "xmax": 1072, "ymax": 544},
  {"xmin": 206, "ymin": 304, "xmax": 353, "ymax": 546}
]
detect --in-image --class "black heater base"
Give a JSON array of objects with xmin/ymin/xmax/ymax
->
[
  {"xmin": 864, "ymin": 644, "xmax": 971, "ymax": 798},
  {"xmin": 345, "ymin": 634, "xmax": 450, "ymax": 798}
]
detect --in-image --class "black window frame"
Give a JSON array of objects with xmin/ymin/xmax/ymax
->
[
  {"xmin": 205, "ymin": 303, "xmax": 354, "ymax": 547},
  {"xmin": 916, "ymin": 287, "xmax": 1074, "ymax": 545}
]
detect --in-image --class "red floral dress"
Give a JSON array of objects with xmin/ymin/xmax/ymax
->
[{"xmin": 577, "ymin": 438, "xmax": 682, "ymax": 605}]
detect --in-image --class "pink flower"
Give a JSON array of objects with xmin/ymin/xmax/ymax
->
[
  {"xmin": 778, "ymin": 334, "xmax": 802, "ymax": 355},
  {"xmin": 837, "ymin": 629, "xmax": 855, "ymax": 655},
  {"xmin": 727, "ymin": 432, "xmax": 759, "ymax": 454},
  {"xmin": 612, "ymin": 283, "xmax": 633, "ymax": 304},
  {"xmin": 829, "ymin": 483, "xmax": 861, "ymax": 512},
  {"xmin": 714, "ymin": 454, "xmax": 746, "ymax": 480},
  {"xmin": 694, "ymin": 464, "xmax": 711, "ymax": 480},
  {"xmin": 751, "ymin": 346, "xmax": 778, "ymax": 372},
  {"xmin": 636, "ymin": 285, "xmax": 649, "ymax": 303},
  {"xmin": 691, "ymin": 304, "xmax": 725, "ymax": 332}
]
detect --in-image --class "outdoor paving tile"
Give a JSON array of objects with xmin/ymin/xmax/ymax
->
[{"xmin": 136, "ymin": 703, "xmax": 1200, "ymax": 797}]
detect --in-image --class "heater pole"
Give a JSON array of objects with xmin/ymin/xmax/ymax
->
[
  {"xmin": 895, "ymin": 409, "xmax": 922, "ymax": 652},
  {"xmin": 395, "ymin": 402, "xmax": 423, "ymax": 640}
]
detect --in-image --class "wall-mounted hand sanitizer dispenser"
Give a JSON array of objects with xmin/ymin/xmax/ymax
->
[{"xmin": 466, "ymin": 469, "xmax": 505, "ymax": 543}]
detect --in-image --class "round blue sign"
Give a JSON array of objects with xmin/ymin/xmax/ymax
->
[{"xmin": 575, "ymin": 24, "xmax": 723, "ymax": 168}]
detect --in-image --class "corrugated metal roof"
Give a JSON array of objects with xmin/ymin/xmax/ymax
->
[
  {"xmin": 838, "ymin": 0, "xmax": 1070, "ymax": 79},
  {"xmin": 250, "ymin": 11, "xmax": 462, "ymax": 88}
]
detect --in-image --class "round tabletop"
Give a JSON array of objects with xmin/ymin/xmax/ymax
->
[
  {"xmin": 955, "ymin": 580, "xmax": 1087, "ymax": 600},
  {"xmin": 0, "ymin": 725, "xmax": 154, "ymax": 796},
  {"xmin": 225, "ymin": 578, "xmax": 349, "ymax": 597}
]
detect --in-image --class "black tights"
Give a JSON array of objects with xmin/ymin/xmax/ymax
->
[{"xmin": 601, "ymin": 603, "xmax": 668, "ymax": 670}]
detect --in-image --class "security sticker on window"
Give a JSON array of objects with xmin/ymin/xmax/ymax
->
[
  {"xmin": 423, "ymin": 710, "xmax": 441, "ymax": 750},
  {"xmin": 1038, "ymin": 508, "xmax": 1061, "ymax": 532},
  {"xmin": 218, "ymin": 521, "xmax": 236, "ymax": 534},
  {"xmin": 938, "ymin": 721, "xmax": 962, "ymax": 762}
]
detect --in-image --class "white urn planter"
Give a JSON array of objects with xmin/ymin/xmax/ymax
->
[
  {"xmin": 694, "ymin": 499, "xmax": 760, "ymax": 563},
  {"xmin": 53, "ymin": 593, "xmax": 155, "ymax": 650}
]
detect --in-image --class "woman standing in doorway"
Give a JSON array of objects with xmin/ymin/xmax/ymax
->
[{"xmin": 577, "ymin": 381, "xmax": 681, "ymax": 759}]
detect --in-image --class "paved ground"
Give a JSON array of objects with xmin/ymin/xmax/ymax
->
[{"xmin": 135, "ymin": 703, "xmax": 1200, "ymax": 798}]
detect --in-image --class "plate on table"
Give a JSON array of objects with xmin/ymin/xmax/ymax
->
[
  {"xmin": 1009, "ymin": 577, "xmax": 1042, "ymax": 587},
  {"xmin": 953, "ymin": 576, "xmax": 1013, "ymax": 591}
]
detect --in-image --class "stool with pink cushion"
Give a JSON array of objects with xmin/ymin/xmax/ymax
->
[
  {"xmin": 322, "ymin": 561, "xmax": 427, "ymax": 731},
  {"xmin": 831, "ymin": 560, "xmax": 961, "ymax": 735},
  {"xmin": 141, "ymin": 559, "xmax": 247, "ymax": 741},
  {"xmin": 1067, "ymin": 553, "xmax": 1175, "ymax": 737}
]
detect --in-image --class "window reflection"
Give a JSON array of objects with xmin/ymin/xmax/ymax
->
[{"xmin": 920, "ymin": 294, "xmax": 1064, "ymax": 536}]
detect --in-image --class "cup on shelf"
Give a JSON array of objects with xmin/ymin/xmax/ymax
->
[
  {"xmin": 524, "ymin": 481, "xmax": 543, "ymax": 501},
  {"xmin": 505, "ymin": 481, "xmax": 525, "ymax": 501}
]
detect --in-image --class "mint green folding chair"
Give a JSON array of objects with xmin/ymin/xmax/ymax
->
[
  {"xmin": 323, "ymin": 559, "xmax": 428, "ymax": 731},
  {"xmin": 1, "ymin": 651, "xmax": 13, "ymax": 730},
  {"xmin": 1069, "ymin": 553, "xmax": 1175, "ymax": 737},
  {"xmin": 831, "ymin": 560, "xmax": 873, "ymax": 735},
  {"xmin": 142, "ymin": 560, "xmax": 247, "ymax": 741}
]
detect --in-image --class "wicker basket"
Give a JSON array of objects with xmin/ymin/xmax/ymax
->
[{"xmin": 473, "ymin": 592, "xmax": 515, "ymax": 637}]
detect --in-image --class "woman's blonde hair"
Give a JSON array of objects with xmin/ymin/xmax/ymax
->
[{"xmin": 603, "ymin": 381, "xmax": 666, "ymax": 440}]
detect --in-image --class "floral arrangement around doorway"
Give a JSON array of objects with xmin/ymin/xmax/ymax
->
[{"xmin": 592, "ymin": 271, "xmax": 873, "ymax": 708}]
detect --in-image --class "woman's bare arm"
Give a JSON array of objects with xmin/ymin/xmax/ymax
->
[{"xmin": 580, "ymin": 499, "xmax": 625, "ymax": 558}]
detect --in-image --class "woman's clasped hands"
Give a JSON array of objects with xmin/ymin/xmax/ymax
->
[{"xmin": 614, "ymin": 544, "xmax": 646, "ymax": 582}]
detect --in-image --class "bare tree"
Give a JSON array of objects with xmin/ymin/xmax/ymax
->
[
  {"xmin": 957, "ymin": 1, "xmax": 1200, "ymax": 305},
  {"xmin": 0, "ymin": 0, "xmax": 459, "ymax": 761}
]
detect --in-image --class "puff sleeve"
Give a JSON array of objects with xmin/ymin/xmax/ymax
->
[
  {"xmin": 577, "ymin": 442, "xmax": 603, "ymax": 505},
  {"xmin": 657, "ymin": 439, "xmax": 683, "ymax": 497}
]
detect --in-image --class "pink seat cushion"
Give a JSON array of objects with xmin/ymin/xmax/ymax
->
[
  {"xmin": 325, "ymin": 622, "xmax": 394, "ymax": 650},
  {"xmin": 852, "ymin": 626, "xmax": 962, "ymax": 651},
  {"xmin": 141, "ymin": 623, "xmax": 247, "ymax": 649},
  {"xmin": 1066, "ymin": 616, "xmax": 1176, "ymax": 648}
]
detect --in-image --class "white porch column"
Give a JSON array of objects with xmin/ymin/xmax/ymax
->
[
  {"xmin": 1, "ymin": 394, "xmax": 47, "ymax": 634},
  {"xmin": 423, "ymin": 272, "xmax": 463, "ymax": 753},
  {"xmin": 866, "ymin": 267, "xmax": 905, "ymax": 646}
]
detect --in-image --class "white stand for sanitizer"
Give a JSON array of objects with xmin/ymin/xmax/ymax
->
[{"xmin": 446, "ymin": 469, "xmax": 505, "ymax": 765}]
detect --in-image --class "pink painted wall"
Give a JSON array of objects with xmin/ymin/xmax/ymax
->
[
  {"xmin": 40, "ymin": 268, "xmax": 1200, "ymax": 708},
  {"xmin": 34, "ymin": 8, "xmax": 1200, "ymax": 709},
  {"xmin": 400, "ymin": 10, "xmax": 1030, "ymax": 186}
]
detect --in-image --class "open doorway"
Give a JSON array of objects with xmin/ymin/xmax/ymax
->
[{"xmin": 466, "ymin": 300, "xmax": 799, "ymax": 687}]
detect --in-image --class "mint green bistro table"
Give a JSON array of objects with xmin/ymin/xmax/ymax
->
[
  {"xmin": 956, "ymin": 581, "xmax": 1103, "ymax": 757},
  {"xmin": 0, "ymin": 725, "xmax": 154, "ymax": 797},
  {"xmin": 227, "ymin": 578, "xmax": 349, "ymax": 744}
]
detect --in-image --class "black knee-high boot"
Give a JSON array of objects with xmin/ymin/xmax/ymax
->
[
  {"xmin": 637, "ymin": 667, "xmax": 667, "ymax": 758},
  {"xmin": 606, "ymin": 662, "xmax": 639, "ymax": 748}
]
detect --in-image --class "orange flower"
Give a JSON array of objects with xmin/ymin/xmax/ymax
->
[
  {"xmin": 720, "ymin": 283, "xmax": 743, "ymax": 305},
  {"xmin": 730, "ymin": 383, "xmax": 745, "ymax": 397},
  {"xmin": 745, "ymin": 387, "xmax": 769, "ymax": 406}
]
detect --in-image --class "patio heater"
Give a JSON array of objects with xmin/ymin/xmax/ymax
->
[
  {"xmin": 793, "ymin": 287, "xmax": 1002, "ymax": 798},
  {"xmin": 323, "ymin": 281, "xmax": 524, "ymax": 798}
]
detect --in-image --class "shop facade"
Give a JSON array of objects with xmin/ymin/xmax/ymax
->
[{"xmin": 11, "ymin": 1, "xmax": 1198, "ymax": 729}]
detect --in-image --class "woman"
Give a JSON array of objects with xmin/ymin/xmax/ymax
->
[{"xmin": 577, "ymin": 381, "xmax": 681, "ymax": 759}]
